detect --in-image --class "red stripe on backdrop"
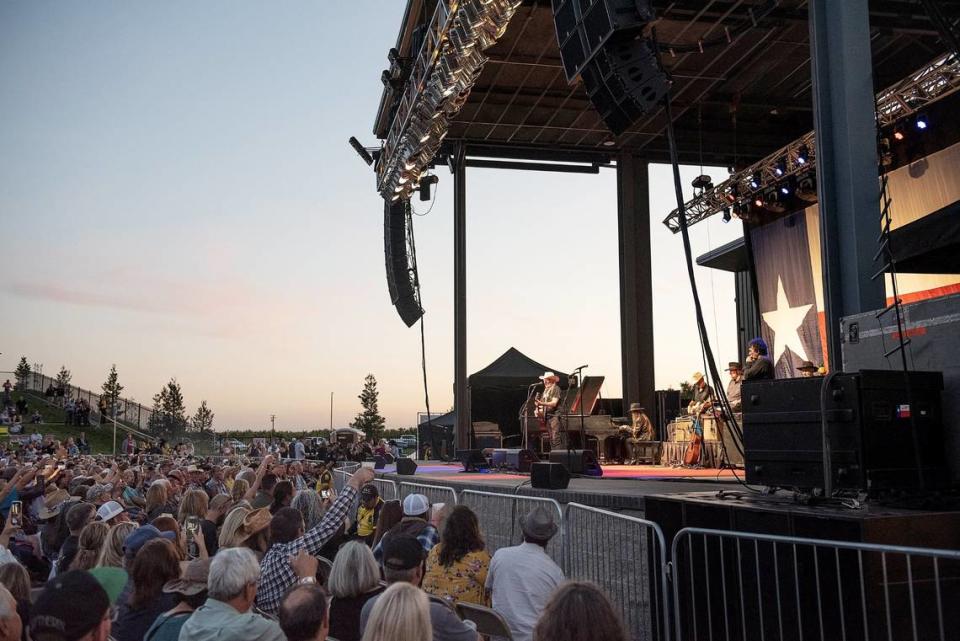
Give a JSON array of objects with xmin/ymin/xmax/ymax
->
[
  {"xmin": 817, "ymin": 311, "xmax": 829, "ymax": 371},
  {"xmin": 889, "ymin": 283, "xmax": 960, "ymax": 306}
]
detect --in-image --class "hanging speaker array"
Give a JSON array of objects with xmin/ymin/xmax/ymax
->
[
  {"xmin": 552, "ymin": 0, "xmax": 670, "ymax": 135},
  {"xmin": 384, "ymin": 199, "xmax": 424, "ymax": 327}
]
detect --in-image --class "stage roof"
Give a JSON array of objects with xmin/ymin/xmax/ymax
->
[{"xmin": 373, "ymin": 0, "xmax": 947, "ymax": 165}]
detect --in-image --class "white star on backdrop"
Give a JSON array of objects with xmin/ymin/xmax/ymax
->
[{"xmin": 761, "ymin": 276, "xmax": 813, "ymax": 364}]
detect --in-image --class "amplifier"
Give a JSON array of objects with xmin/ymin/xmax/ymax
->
[
  {"xmin": 743, "ymin": 370, "xmax": 948, "ymax": 493},
  {"xmin": 490, "ymin": 448, "xmax": 538, "ymax": 473}
]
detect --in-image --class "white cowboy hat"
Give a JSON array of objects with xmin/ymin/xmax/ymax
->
[
  {"xmin": 691, "ymin": 371, "xmax": 705, "ymax": 384},
  {"xmin": 539, "ymin": 371, "xmax": 560, "ymax": 381}
]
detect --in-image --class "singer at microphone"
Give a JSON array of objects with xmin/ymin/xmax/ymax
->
[{"xmin": 534, "ymin": 371, "xmax": 562, "ymax": 449}]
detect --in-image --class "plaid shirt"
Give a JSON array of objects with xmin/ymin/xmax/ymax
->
[{"xmin": 255, "ymin": 484, "xmax": 357, "ymax": 614}]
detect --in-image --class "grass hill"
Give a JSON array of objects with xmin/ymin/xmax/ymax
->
[{"xmin": 5, "ymin": 391, "xmax": 116, "ymax": 454}]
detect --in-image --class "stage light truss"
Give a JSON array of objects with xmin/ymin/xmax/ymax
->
[
  {"xmin": 376, "ymin": 0, "xmax": 523, "ymax": 201},
  {"xmin": 663, "ymin": 53, "xmax": 960, "ymax": 233}
]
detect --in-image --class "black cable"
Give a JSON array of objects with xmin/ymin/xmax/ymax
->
[
  {"xmin": 657, "ymin": 35, "xmax": 758, "ymax": 493},
  {"xmin": 405, "ymin": 200, "xmax": 433, "ymax": 439}
]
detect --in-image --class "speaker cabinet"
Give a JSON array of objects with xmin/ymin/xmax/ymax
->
[
  {"xmin": 395, "ymin": 458, "xmax": 418, "ymax": 476},
  {"xmin": 491, "ymin": 448, "xmax": 539, "ymax": 473},
  {"xmin": 456, "ymin": 449, "xmax": 488, "ymax": 472},
  {"xmin": 548, "ymin": 449, "xmax": 602, "ymax": 476},
  {"xmin": 531, "ymin": 462, "xmax": 570, "ymax": 489},
  {"xmin": 373, "ymin": 456, "xmax": 387, "ymax": 470}
]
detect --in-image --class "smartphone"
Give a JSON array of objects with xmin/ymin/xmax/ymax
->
[
  {"xmin": 9, "ymin": 501, "xmax": 22, "ymax": 528},
  {"xmin": 185, "ymin": 515, "xmax": 201, "ymax": 559},
  {"xmin": 320, "ymin": 489, "xmax": 332, "ymax": 499}
]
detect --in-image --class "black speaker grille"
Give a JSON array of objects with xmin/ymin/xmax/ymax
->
[{"xmin": 383, "ymin": 198, "xmax": 424, "ymax": 327}]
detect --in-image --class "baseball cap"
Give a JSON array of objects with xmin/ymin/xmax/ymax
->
[
  {"xmin": 96, "ymin": 500, "xmax": 125, "ymax": 522},
  {"xmin": 402, "ymin": 493, "xmax": 430, "ymax": 517},
  {"xmin": 88, "ymin": 567, "xmax": 128, "ymax": 606},
  {"xmin": 381, "ymin": 534, "xmax": 425, "ymax": 571},
  {"xmin": 123, "ymin": 524, "xmax": 175, "ymax": 560},
  {"xmin": 31, "ymin": 570, "xmax": 110, "ymax": 641},
  {"xmin": 360, "ymin": 484, "xmax": 379, "ymax": 499}
]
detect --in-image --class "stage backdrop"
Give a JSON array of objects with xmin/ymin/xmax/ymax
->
[{"xmin": 750, "ymin": 141, "xmax": 960, "ymax": 376}]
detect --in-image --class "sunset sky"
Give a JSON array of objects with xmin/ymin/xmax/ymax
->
[{"xmin": 1, "ymin": 1, "xmax": 741, "ymax": 430}]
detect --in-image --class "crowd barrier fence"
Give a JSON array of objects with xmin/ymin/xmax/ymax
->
[
  {"xmin": 398, "ymin": 481, "xmax": 458, "ymax": 508},
  {"xmin": 458, "ymin": 489, "xmax": 564, "ymax": 566},
  {"xmin": 564, "ymin": 503, "xmax": 670, "ymax": 641},
  {"xmin": 670, "ymin": 526, "xmax": 960, "ymax": 641}
]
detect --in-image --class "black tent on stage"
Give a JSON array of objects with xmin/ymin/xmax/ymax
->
[
  {"xmin": 469, "ymin": 347, "xmax": 568, "ymax": 447},
  {"xmin": 416, "ymin": 410, "xmax": 456, "ymax": 460}
]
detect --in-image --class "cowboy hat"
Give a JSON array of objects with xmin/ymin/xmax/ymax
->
[
  {"xmin": 238, "ymin": 507, "xmax": 272, "ymax": 543},
  {"xmin": 539, "ymin": 371, "xmax": 560, "ymax": 382},
  {"xmin": 690, "ymin": 372, "xmax": 705, "ymax": 384},
  {"xmin": 725, "ymin": 362, "xmax": 742, "ymax": 371},
  {"xmin": 796, "ymin": 360, "xmax": 818, "ymax": 372},
  {"xmin": 520, "ymin": 505, "xmax": 558, "ymax": 542},
  {"xmin": 629, "ymin": 403, "xmax": 645, "ymax": 413}
]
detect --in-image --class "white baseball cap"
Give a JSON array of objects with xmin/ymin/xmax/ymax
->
[
  {"xmin": 97, "ymin": 501, "xmax": 125, "ymax": 522},
  {"xmin": 402, "ymin": 493, "xmax": 430, "ymax": 517}
]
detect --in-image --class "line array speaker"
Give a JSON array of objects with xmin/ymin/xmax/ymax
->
[
  {"xmin": 384, "ymin": 198, "xmax": 424, "ymax": 327},
  {"xmin": 552, "ymin": 0, "xmax": 669, "ymax": 135}
]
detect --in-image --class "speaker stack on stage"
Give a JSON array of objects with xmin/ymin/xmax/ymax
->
[
  {"xmin": 395, "ymin": 458, "xmax": 418, "ymax": 476},
  {"xmin": 552, "ymin": 0, "xmax": 670, "ymax": 135},
  {"xmin": 531, "ymin": 462, "xmax": 571, "ymax": 489},
  {"xmin": 491, "ymin": 448, "xmax": 538, "ymax": 473},
  {"xmin": 549, "ymin": 449, "xmax": 602, "ymax": 476},
  {"xmin": 743, "ymin": 370, "xmax": 948, "ymax": 494},
  {"xmin": 384, "ymin": 199, "xmax": 423, "ymax": 327}
]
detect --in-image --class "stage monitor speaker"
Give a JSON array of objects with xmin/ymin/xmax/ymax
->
[
  {"xmin": 491, "ymin": 448, "xmax": 539, "ymax": 473},
  {"xmin": 531, "ymin": 462, "xmax": 570, "ymax": 489},
  {"xmin": 373, "ymin": 456, "xmax": 387, "ymax": 470},
  {"xmin": 456, "ymin": 449, "xmax": 488, "ymax": 472},
  {"xmin": 548, "ymin": 449, "xmax": 602, "ymax": 476},
  {"xmin": 396, "ymin": 458, "xmax": 418, "ymax": 476},
  {"xmin": 384, "ymin": 198, "xmax": 424, "ymax": 327}
]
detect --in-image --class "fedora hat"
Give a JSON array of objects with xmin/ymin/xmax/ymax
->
[
  {"xmin": 519, "ymin": 505, "xmax": 558, "ymax": 542},
  {"xmin": 539, "ymin": 371, "xmax": 560, "ymax": 382},
  {"xmin": 164, "ymin": 558, "xmax": 212, "ymax": 596},
  {"xmin": 691, "ymin": 371, "xmax": 705, "ymax": 384},
  {"xmin": 629, "ymin": 403, "xmax": 645, "ymax": 413},
  {"xmin": 725, "ymin": 362, "xmax": 742, "ymax": 371},
  {"xmin": 797, "ymin": 360, "xmax": 818, "ymax": 372}
]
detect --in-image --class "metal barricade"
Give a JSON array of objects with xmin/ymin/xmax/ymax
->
[
  {"xmin": 332, "ymin": 468, "xmax": 352, "ymax": 494},
  {"xmin": 671, "ymin": 527, "xmax": 960, "ymax": 641},
  {"xmin": 459, "ymin": 490, "xmax": 564, "ymax": 566},
  {"xmin": 564, "ymin": 503, "xmax": 670, "ymax": 641},
  {"xmin": 371, "ymin": 478, "xmax": 399, "ymax": 501},
  {"xmin": 398, "ymin": 481, "xmax": 458, "ymax": 508}
]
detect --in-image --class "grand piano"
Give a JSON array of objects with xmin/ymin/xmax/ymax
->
[{"xmin": 522, "ymin": 376, "xmax": 628, "ymax": 459}]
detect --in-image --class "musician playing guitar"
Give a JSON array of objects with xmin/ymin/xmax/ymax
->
[{"xmin": 534, "ymin": 371, "xmax": 562, "ymax": 448}]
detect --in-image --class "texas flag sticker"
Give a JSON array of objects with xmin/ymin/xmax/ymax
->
[{"xmin": 896, "ymin": 404, "xmax": 911, "ymax": 419}]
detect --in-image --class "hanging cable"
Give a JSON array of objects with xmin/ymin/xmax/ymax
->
[{"xmin": 405, "ymin": 201, "xmax": 433, "ymax": 435}]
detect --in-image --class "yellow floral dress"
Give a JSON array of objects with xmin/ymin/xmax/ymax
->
[{"xmin": 422, "ymin": 543, "xmax": 492, "ymax": 605}]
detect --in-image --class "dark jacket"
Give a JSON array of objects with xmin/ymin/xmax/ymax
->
[{"xmin": 744, "ymin": 357, "xmax": 775, "ymax": 381}]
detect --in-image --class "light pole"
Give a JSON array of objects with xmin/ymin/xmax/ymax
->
[
  {"xmin": 270, "ymin": 414, "xmax": 276, "ymax": 449},
  {"xmin": 329, "ymin": 393, "xmax": 333, "ymax": 430}
]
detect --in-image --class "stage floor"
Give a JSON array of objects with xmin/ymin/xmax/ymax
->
[{"xmin": 378, "ymin": 461, "xmax": 741, "ymax": 512}]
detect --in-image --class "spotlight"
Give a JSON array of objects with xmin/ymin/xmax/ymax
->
[
  {"xmin": 349, "ymin": 136, "xmax": 374, "ymax": 166},
  {"xmin": 749, "ymin": 171, "xmax": 762, "ymax": 190},
  {"xmin": 780, "ymin": 184, "xmax": 791, "ymax": 196},
  {"xmin": 796, "ymin": 145, "xmax": 809, "ymax": 165},
  {"xmin": 915, "ymin": 114, "xmax": 928, "ymax": 130},
  {"xmin": 722, "ymin": 207, "xmax": 732, "ymax": 223},
  {"xmin": 419, "ymin": 174, "xmax": 438, "ymax": 201},
  {"xmin": 754, "ymin": 196, "xmax": 764, "ymax": 208},
  {"xmin": 893, "ymin": 128, "xmax": 905, "ymax": 141},
  {"xmin": 692, "ymin": 174, "xmax": 713, "ymax": 191},
  {"xmin": 774, "ymin": 157, "xmax": 786, "ymax": 177}
]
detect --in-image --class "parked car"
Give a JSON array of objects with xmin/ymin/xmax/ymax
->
[{"xmin": 396, "ymin": 435, "xmax": 418, "ymax": 450}]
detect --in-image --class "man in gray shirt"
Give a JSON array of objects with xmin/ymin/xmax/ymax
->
[{"xmin": 360, "ymin": 535, "xmax": 478, "ymax": 641}]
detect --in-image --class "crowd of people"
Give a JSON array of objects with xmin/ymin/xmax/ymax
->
[{"xmin": 0, "ymin": 444, "xmax": 631, "ymax": 641}]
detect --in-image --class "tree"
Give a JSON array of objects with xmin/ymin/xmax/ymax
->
[
  {"xmin": 55, "ymin": 366, "xmax": 72, "ymax": 393},
  {"xmin": 191, "ymin": 400, "xmax": 214, "ymax": 434},
  {"xmin": 147, "ymin": 387, "xmax": 169, "ymax": 436},
  {"xmin": 162, "ymin": 379, "xmax": 188, "ymax": 435},
  {"xmin": 101, "ymin": 365, "xmax": 124, "ymax": 417},
  {"xmin": 13, "ymin": 357, "xmax": 31, "ymax": 390},
  {"xmin": 350, "ymin": 373, "xmax": 386, "ymax": 441}
]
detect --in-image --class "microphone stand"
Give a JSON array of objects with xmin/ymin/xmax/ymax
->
[
  {"xmin": 521, "ymin": 382, "xmax": 540, "ymax": 453},
  {"xmin": 569, "ymin": 365, "xmax": 587, "ymax": 474}
]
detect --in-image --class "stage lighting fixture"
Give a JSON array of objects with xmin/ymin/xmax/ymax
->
[
  {"xmin": 893, "ymin": 128, "xmax": 905, "ymax": 141},
  {"xmin": 915, "ymin": 114, "xmax": 928, "ymax": 130},
  {"xmin": 692, "ymin": 174, "xmax": 713, "ymax": 190},
  {"xmin": 349, "ymin": 136, "xmax": 374, "ymax": 166},
  {"xmin": 754, "ymin": 196, "xmax": 764, "ymax": 208},
  {"xmin": 722, "ymin": 207, "xmax": 732, "ymax": 222},
  {"xmin": 796, "ymin": 145, "xmax": 809, "ymax": 165},
  {"xmin": 774, "ymin": 157, "xmax": 786, "ymax": 176},
  {"xmin": 419, "ymin": 174, "xmax": 438, "ymax": 201},
  {"xmin": 780, "ymin": 184, "xmax": 791, "ymax": 196},
  {"xmin": 749, "ymin": 172, "xmax": 762, "ymax": 190}
]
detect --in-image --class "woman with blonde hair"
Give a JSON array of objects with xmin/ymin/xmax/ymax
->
[
  {"xmin": 532, "ymin": 581, "xmax": 628, "ymax": 641},
  {"xmin": 328, "ymin": 541, "xmax": 384, "ymax": 641},
  {"xmin": 146, "ymin": 481, "xmax": 172, "ymax": 521},
  {"xmin": 177, "ymin": 488, "xmax": 209, "ymax": 525},
  {"xmin": 230, "ymin": 478, "xmax": 249, "ymax": 504},
  {"xmin": 96, "ymin": 521, "xmax": 138, "ymax": 568},
  {"xmin": 361, "ymin": 582, "xmax": 432, "ymax": 641},
  {"xmin": 218, "ymin": 505, "xmax": 251, "ymax": 549},
  {"xmin": 69, "ymin": 520, "xmax": 110, "ymax": 571}
]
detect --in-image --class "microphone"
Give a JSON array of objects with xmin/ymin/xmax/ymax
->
[{"xmin": 573, "ymin": 364, "xmax": 588, "ymax": 371}]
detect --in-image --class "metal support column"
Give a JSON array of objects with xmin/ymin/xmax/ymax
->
[
  {"xmin": 453, "ymin": 145, "xmax": 470, "ymax": 450},
  {"xmin": 617, "ymin": 155, "xmax": 656, "ymax": 417},
  {"xmin": 809, "ymin": 0, "xmax": 885, "ymax": 367}
]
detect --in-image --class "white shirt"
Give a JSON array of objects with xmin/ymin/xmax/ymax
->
[
  {"xmin": 293, "ymin": 441, "xmax": 305, "ymax": 459},
  {"xmin": 485, "ymin": 542, "xmax": 565, "ymax": 641}
]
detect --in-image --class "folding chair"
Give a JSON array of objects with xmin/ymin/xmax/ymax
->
[{"xmin": 455, "ymin": 601, "xmax": 515, "ymax": 641}]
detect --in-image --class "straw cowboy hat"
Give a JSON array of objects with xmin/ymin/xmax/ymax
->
[
  {"xmin": 539, "ymin": 371, "xmax": 560, "ymax": 382},
  {"xmin": 238, "ymin": 508, "xmax": 272, "ymax": 543},
  {"xmin": 690, "ymin": 372, "xmax": 705, "ymax": 384}
]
